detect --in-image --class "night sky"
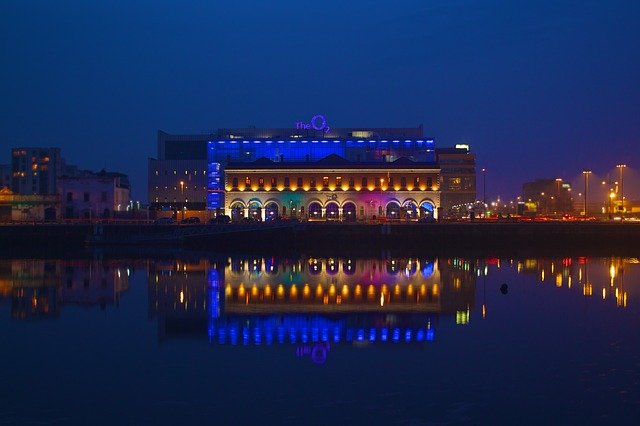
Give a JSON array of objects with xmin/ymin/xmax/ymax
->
[{"xmin": 1, "ymin": 0, "xmax": 639, "ymax": 201}]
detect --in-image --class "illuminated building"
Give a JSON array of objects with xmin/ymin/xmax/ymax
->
[
  {"xmin": 435, "ymin": 146, "xmax": 477, "ymax": 212},
  {"xmin": 0, "ymin": 187, "xmax": 60, "ymax": 221},
  {"xmin": 224, "ymin": 155, "xmax": 440, "ymax": 221},
  {"xmin": 11, "ymin": 147, "xmax": 62, "ymax": 195},
  {"xmin": 203, "ymin": 125, "xmax": 442, "ymax": 218}
]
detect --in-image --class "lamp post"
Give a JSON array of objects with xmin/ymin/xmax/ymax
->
[
  {"xmin": 481, "ymin": 168, "xmax": 486, "ymax": 205},
  {"xmin": 616, "ymin": 164, "xmax": 626, "ymax": 217},
  {"xmin": 582, "ymin": 170, "xmax": 592, "ymax": 217},
  {"xmin": 180, "ymin": 180, "xmax": 185, "ymax": 220},
  {"xmin": 555, "ymin": 178, "xmax": 562, "ymax": 215}
]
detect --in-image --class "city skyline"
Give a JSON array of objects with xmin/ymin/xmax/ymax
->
[{"xmin": 1, "ymin": 1, "xmax": 639, "ymax": 200}]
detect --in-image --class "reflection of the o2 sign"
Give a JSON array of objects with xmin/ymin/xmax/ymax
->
[{"xmin": 296, "ymin": 342, "xmax": 331, "ymax": 365}]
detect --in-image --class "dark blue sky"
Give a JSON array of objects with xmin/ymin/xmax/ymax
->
[{"xmin": 1, "ymin": 0, "xmax": 639, "ymax": 200}]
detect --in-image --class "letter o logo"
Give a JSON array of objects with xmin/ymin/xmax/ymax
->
[{"xmin": 311, "ymin": 115, "xmax": 327, "ymax": 131}]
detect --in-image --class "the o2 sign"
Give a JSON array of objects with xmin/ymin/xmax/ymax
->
[{"xmin": 295, "ymin": 114, "xmax": 331, "ymax": 134}]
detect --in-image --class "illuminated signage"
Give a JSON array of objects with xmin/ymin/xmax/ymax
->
[{"xmin": 295, "ymin": 114, "xmax": 331, "ymax": 134}]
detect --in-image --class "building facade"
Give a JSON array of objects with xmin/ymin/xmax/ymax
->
[
  {"xmin": 0, "ymin": 187, "xmax": 60, "ymax": 221},
  {"xmin": 0, "ymin": 164, "xmax": 11, "ymax": 189},
  {"xmin": 11, "ymin": 147, "xmax": 62, "ymax": 195},
  {"xmin": 149, "ymin": 125, "xmax": 478, "ymax": 220},
  {"xmin": 435, "ymin": 147, "xmax": 477, "ymax": 213},
  {"xmin": 522, "ymin": 178, "xmax": 573, "ymax": 215},
  {"xmin": 148, "ymin": 130, "xmax": 210, "ymax": 212},
  {"xmin": 224, "ymin": 156, "xmax": 440, "ymax": 221},
  {"xmin": 59, "ymin": 170, "xmax": 131, "ymax": 219}
]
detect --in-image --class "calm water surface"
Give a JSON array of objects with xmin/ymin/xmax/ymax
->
[{"xmin": 1, "ymin": 253, "xmax": 639, "ymax": 424}]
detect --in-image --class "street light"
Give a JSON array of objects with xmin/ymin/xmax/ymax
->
[
  {"xmin": 180, "ymin": 180, "xmax": 185, "ymax": 220},
  {"xmin": 582, "ymin": 170, "xmax": 592, "ymax": 217},
  {"xmin": 555, "ymin": 178, "xmax": 562, "ymax": 214},
  {"xmin": 481, "ymin": 168, "xmax": 486, "ymax": 205},
  {"xmin": 616, "ymin": 164, "xmax": 626, "ymax": 217}
]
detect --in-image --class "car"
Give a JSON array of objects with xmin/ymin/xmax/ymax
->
[
  {"xmin": 153, "ymin": 217, "xmax": 175, "ymax": 225},
  {"xmin": 209, "ymin": 215, "xmax": 231, "ymax": 224},
  {"xmin": 180, "ymin": 217, "xmax": 201, "ymax": 224}
]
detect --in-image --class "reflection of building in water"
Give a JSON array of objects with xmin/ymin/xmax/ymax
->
[
  {"xmin": 148, "ymin": 256, "xmax": 477, "ymax": 359},
  {"xmin": 493, "ymin": 257, "xmax": 637, "ymax": 308},
  {"xmin": 0, "ymin": 259, "xmax": 130, "ymax": 319},
  {"xmin": 148, "ymin": 259, "xmax": 216, "ymax": 339}
]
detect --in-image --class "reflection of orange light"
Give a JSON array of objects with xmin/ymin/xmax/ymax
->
[
  {"xmin": 276, "ymin": 284, "xmax": 284, "ymax": 299},
  {"xmin": 341, "ymin": 285, "xmax": 349, "ymax": 297},
  {"xmin": 367, "ymin": 285, "xmax": 375, "ymax": 298},
  {"xmin": 420, "ymin": 284, "xmax": 427, "ymax": 296},
  {"xmin": 316, "ymin": 284, "xmax": 323, "ymax": 297},
  {"xmin": 432, "ymin": 284, "xmax": 439, "ymax": 296},
  {"xmin": 394, "ymin": 284, "xmax": 401, "ymax": 296},
  {"xmin": 329, "ymin": 284, "xmax": 336, "ymax": 297},
  {"xmin": 290, "ymin": 284, "xmax": 297, "ymax": 298},
  {"xmin": 251, "ymin": 285, "xmax": 259, "ymax": 297},
  {"xmin": 406, "ymin": 284, "xmax": 414, "ymax": 296},
  {"xmin": 264, "ymin": 285, "xmax": 272, "ymax": 298},
  {"xmin": 354, "ymin": 284, "xmax": 362, "ymax": 297},
  {"xmin": 303, "ymin": 284, "xmax": 310, "ymax": 298},
  {"xmin": 238, "ymin": 284, "xmax": 245, "ymax": 298}
]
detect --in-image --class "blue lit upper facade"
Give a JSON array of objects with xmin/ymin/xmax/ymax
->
[{"xmin": 207, "ymin": 138, "xmax": 435, "ymax": 210}]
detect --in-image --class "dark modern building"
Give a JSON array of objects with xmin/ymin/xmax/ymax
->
[
  {"xmin": 11, "ymin": 147, "xmax": 62, "ymax": 195},
  {"xmin": 522, "ymin": 178, "xmax": 573, "ymax": 215},
  {"xmin": 435, "ymin": 146, "xmax": 477, "ymax": 212}
]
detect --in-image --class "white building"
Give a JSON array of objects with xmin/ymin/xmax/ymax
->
[{"xmin": 59, "ymin": 170, "xmax": 130, "ymax": 219}]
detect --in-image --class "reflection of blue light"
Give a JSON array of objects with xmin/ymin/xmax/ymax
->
[
  {"xmin": 405, "ymin": 330, "xmax": 412, "ymax": 342},
  {"xmin": 421, "ymin": 261, "xmax": 434, "ymax": 278},
  {"xmin": 218, "ymin": 328, "xmax": 226, "ymax": 344},
  {"xmin": 266, "ymin": 327, "xmax": 273, "ymax": 345},
  {"xmin": 302, "ymin": 328, "xmax": 308, "ymax": 343},
  {"xmin": 333, "ymin": 326, "xmax": 340, "ymax": 343},
  {"xmin": 254, "ymin": 328, "xmax": 261, "ymax": 345},
  {"xmin": 369, "ymin": 328, "xmax": 376, "ymax": 342},
  {"xmin": 357, "ymin": 329, "xmax": 364, "ymax": 341},
  {"xmin": 381, "ymin": 328, "xmax": 388, "ymax": 342},
  {"xmin": 426, "ymin": 329, "xmax": 435, "ymax": 341},
  {"xmin": 243, "ymin": 327, "xmax": 249, "ymax": 346},
  {"xmin": 416, "ymin": 330, "xmax": 424, "ymax": 341},
  {"xmin": 312, "ymin": 327, "xmax": 319, "ymax": 343},
  {"xmin": 278, "ymin": 327, "xmax": 284, "ymax": 344},
  {"xmin": 321, "ymin": 328, "xmax": 328, "ymax": 342},
  {"xmin": 393, "ymin": 328, "xmax": 400, "ymax": 342},
  {"xmin": 346, "ymin": 329, "xmax": 353, "ymax": 342},
  {"xmin": 290, "ymin": 328, "xmax": 296, "ymax": 344}
]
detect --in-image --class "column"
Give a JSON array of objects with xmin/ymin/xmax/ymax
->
[
  {"xmin": 261, "ymin": 208, "xmax": 266, "ymax": 222},
  {"xmin": 338, "ymin": 207, "xmax": 343, "ymax": 221},
  {"xmin": 243, "ymin": 207, "xmax": 249, "ymax": 218},
  {"xmin": 321, "ymin": 207, "xmax": 326, "ymax": 219}
]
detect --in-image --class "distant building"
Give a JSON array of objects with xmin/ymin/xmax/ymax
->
[
  {"xmin": 59, "ymin": 170, "xmax": 131, "ymax": 219},
  {"xmin": 435, "ymin": 146, "xmax": 477, "ymax": 213},
  {"xmin": 148, "ymin": 130, "xmax": 210, "ymax": 212},
  {"xmin": 11, "ymin": 147, "xmax": 62, "ymax": 195},
  {"xmin": 0, "ymin": 164, "xmax": 11, "ymax": 189},
  {"xmin": 522, "ymin": 178, "xmax": 573, "ymax": 215},
  {"xmin": 0, "ymin": 187, "xmax": 60, "ymax": 221}
]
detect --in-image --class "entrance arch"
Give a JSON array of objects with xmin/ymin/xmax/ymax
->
[
  {"xmin": 403, "ymin": 200, "xmax": 418, "ymax": 220},
  {"xmin": 308, "ymin": 202, "xmax": 322, "ymax": 220},
  {"xmin": 248, "ymin": 201, "xmax": 262, "ymax": 221},
  {"xmin": 325, "ymin": 202, "xmax": 339, "ymax": 220},
  {"xmin": 342, "ymin": 202, "xmax": 357, "ymax": 222},
  {"xmin": 386, "ymin": 201, "xmax": 401, "ymax": 219},
  {"xmin": 420, "ymin": 201, "xmax": 435, "ymax": 219},
  {"xmin": 230, "ymin": 201, "xmax": 245, "ymax": 222},
  {"xmin": 264, "ymin": 201, "xmax": 279, "ymax": 220}
]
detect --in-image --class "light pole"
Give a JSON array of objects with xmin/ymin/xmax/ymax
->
[
  {"xmin": 555, "ymin": 178, "xmax": 562, "ymax": 215},
  {"xmin": 582, "ymin": 170, "xmax": 592, "ymax": 217},
  {"xmin": 616, "ymin": 164, "xmax": 626, "ymax": 217},
  {"xmin": 481, "ymin": 168, "xmax": 486, "ymax": 205},
  {"xmin": 180, "ymin": 180, "xmax": 185, "ymax": 220}
]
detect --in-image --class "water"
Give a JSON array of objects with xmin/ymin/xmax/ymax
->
[{"xmin": 1, "ymin": 254, "xmax": 639, "ymax": 424}]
